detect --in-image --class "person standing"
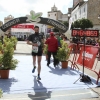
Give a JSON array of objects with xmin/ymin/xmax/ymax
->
[
  {"xmin": 45, "ymin": 32, "xmax": 58, "ymax": 67},
  {"xmin": 27, "ymin": 26, "xmax": 44, "ymax": 80},
  {"xmin": 56, "ymin": 33, "xmax": 62, "ymax": 47}
]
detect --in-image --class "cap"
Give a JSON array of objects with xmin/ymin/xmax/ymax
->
[{"xmin": 50, "ymin": 32, "xmax": 54, "ymax": 36}]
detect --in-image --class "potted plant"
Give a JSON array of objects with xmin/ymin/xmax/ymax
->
[
  {"xmin": 3, "ymin": 36, "xmax": 17, "ymax": 50},
  {"xmin": 43, "ymin": 44, "xmax": 48, "ymax": 60},
  {"xmin": 0, "ymin": 41, "xmax": 18, "ymax": 79},
  {"xmin": 0, "ymin": 89, "xmax": 3, "ymax": 98},
  {"xmin": 10, "ymin": 36, "xmax": 17, "ymax": 50},
  {"xmin": 56, "ymin": 40, "xmax": 70, "ymax": 68},
  {"xmin": 0, "ymin": 43, "xmax": 3, "ymax": 54}
]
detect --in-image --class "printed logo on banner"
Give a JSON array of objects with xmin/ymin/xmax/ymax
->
[
  {"xmin": 77, "ymin": 46, "xmax": 98, "ymax": 69},
  {"xmin": 82, "ymin": 51, "xmax": 93, "ymax": 61},
  {"xmin": 26, "ymin": 10, "xmax": 42, "ymax": 22}
]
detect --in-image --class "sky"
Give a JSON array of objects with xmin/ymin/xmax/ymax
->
[{"xmin": 0, "ymin": 0, "xmax": 88, "ymax": 23}]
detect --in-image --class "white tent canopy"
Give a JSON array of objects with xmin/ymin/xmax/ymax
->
[{"xmin": 11, "ymin": 28, "xmax": 34, "ymax": 33}]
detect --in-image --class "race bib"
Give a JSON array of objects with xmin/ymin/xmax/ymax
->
[{"xmin": 32, "ymin": 46, "xmax": 38, "ymax": 53}]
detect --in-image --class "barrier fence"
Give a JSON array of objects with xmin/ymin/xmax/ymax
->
[{"xmin": 69, "ymin": 43, "xmax": 100, "ymax": 84}]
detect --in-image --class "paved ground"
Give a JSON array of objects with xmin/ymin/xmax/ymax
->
[{"xmin": 0, "ymin": 41, "xmax": 100, "ymax": 100}]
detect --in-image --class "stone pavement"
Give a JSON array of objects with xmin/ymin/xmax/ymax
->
[
  {"xmin": 14, "ymin": 41, "xmax": 32, "ymax": 54},
  {"xmin": 0, "ymin": 41, "xmax": 100, "ymax": 100}
]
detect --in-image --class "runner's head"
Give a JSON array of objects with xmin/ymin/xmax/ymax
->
[
  {"xmin": 50, "ymin": 32, "xmax": 54, "ymax": 37},
  {"xmin": 34, "ymin": 26, "xmax": 39, "ymax": 33}
]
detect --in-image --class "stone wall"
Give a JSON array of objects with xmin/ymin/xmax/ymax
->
[{"xmin": 87, "ymin": 0, "xmax": 100, "ymax": 25}]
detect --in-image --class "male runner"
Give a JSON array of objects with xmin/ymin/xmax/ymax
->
[{"xmin": 27, "ymin": 26, "xmax": 43, "ymax": 80}]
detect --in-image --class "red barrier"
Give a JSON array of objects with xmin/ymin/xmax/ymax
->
[
  {"xmin": 77, "ymin": 45, "xmax": 98, "ymax": 69},
  {"xmin": 68, "ymin": 43, "xmax": 79, "ymax": 70},
  {"xmin": 75, "ymin": 44, "xmax": 100, "ymax": 84}
]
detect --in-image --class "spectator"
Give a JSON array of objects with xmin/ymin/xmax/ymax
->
[
  {"xmin": 45, "ymin": 32, "xmax": 59, "ymax": 67},
  {"xmin": 63, "ymin": 36, "xmax": 70, "ymax": 45},
  {"xmin": 55, "ymin": 33, "xmax": 62, "ymax": 47}
]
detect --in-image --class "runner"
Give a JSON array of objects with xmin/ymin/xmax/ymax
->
[{"xmin": 27, "ymin": 26, "xmax": 44, "ymax": 80}]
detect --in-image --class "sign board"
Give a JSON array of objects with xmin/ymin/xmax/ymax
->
[
  {"xmin": 0, "ymin": 10, "xmax": 68, "ymax": 33},
  {"xmin": 12, "ymin": 24, "xmax": 34, "ymax": 30},
  {"xmin": 77, "ymin": 45, "xmax": 98, "ymax": 69},
  {"xmin": 72, "ymin": 29, "xmax": 99, "ymax": 37}
]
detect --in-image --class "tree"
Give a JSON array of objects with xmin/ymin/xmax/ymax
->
[
  {"xmin": 73, "ymin": 18, "xmax": 93, "ymax": 29},
  {"xmin": 63, "ymin": 21, "xmax": 69, "ymax": 27},
  {"xmin": 71, "ymin": 22, "xmax": 74, "ymax": 29}
]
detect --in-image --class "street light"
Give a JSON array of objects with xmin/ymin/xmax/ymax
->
[
  {"xmin": 98, "ymin": 15, "xmax": 100, "ymax": 19},
  {"xmin": 68, "ymin": 13, "xmax": 71, "ymax": 21},
  {"xmin": 98, "ymin": 15, "xmax": 100, "ymax": 37},
  {"xmin": 98, "ymin": 15, "xmax": 100, "ymax": 61}
]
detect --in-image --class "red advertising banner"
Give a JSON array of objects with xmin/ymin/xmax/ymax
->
[
  {"xmin": 77, "ymin": 45, "xmax": 98, "ymax": 69},
  {"xmin": 12, "ymin": 24, "xmax": 34, "ymax": 29},
  {"xmin": 72, "ymin": 29, "xmax": 99, "ymax": 37}
]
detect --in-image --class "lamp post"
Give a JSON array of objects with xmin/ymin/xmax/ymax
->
[
  {"xmin": 68, "ymin": 14, "xmax": 71, "ymax": 21},
  {"xmin": 98, "ymin": 15, "xmax": 100, "ymax": 20},
  {"xmin": 98, "ymin": 15, "xmax": 100, "ymax": 60}
]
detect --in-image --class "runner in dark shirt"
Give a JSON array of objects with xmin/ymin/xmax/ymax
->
[{"xmin": 27, "ymin": 26, "xmax": 44, "ymax": 80}]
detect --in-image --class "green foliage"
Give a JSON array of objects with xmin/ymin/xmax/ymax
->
[
  {"xmin": 3, "ymin": 36, "xmax": 17, "ymax": 47},
  {"xmin": 55, "ymin": 40, "xmax": 70, "ymax": 61},
  {"xmin": 73, "ymin": 20, "xmax": 80, "ymax": 28},
  {"xmin": 0, "ymin": 42, "xmax": 3, "ymax": 51},
  {"xmin": 0, "ymin": 89, "xmax": 3, "ymax": 98},
  {"xmin": 73, "ymin": 18, "xmax": 93, "ymax": 29},
  {"xmin": 43, "ymin": 44, "xmax": 48, "ymax": 54},
  {"xmin": 63, "ymin": 21, "xmax": 69, "ymax": 27},
  {"xmin": 10, "ymin": 36, "xmax": 18, "ymax": 45},
  {"xmin": 0, "ymin": 41, "xmax": 18, "ymax": 70}
]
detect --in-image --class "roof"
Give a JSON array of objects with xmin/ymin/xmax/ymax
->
[
  {"xmin": 72, "ymin": 1, "xmax": 87, "ymax": 11},
  {"xmin": 48, "ymin": 10, "xmax": 62, "ymax": 13}
]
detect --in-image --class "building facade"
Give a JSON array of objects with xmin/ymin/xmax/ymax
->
[
  {"xmin": 48, "ymin": 4, "xmax": 68, "ymax": 22},
  {"xmin": 87, "ymin": 0, "xmax": 100, "ymax": 30},
  {"xmin": 71, "ymin": 1, "xmax": 87, "ymax": 22},
  {"xmin": 0, "ymin": 21, "xmax": 4, "ymax": 36},
  {"xmin": 0, "ymin": 21, "xmax": 3, "ymax": 27},
  {"xmin": 47, "ymin": 4, "xmax": 68, "ymax": 33},
  {"xmin": 4, "ymin": 15, "xmax": 14, "ymax": 24},
  {"xmin": 70, "ymin": 0, "xmax": 100, "ymax": 30},
  {"xmin": 4, "ymin": 15, "xmax": 14, "ymax": 35},
  {"xmin": 73, "ymin": 0, "xmax": 84, "ymax": 7}
]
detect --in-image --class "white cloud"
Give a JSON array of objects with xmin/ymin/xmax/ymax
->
[{"xmin": 0, "ymin": 0, "xmax": 73, "ymax": 22}]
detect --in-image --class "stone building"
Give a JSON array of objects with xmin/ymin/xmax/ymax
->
[
  {"xmin": 4, "ymin": 15, "xmax": 14, "ymax": 34},
  {"xmin": 70, "ymin": 0, "xmax": 100, "ymax": 30},
  {"xmin": 73, "ymin": 0, "xmax": 84, "ymax": 7},
  {"xmin": 0, "ymin": 21, "xmax": 3, "ymax": 27},
  {"xmin": 87, "ymin": 0, "xmax": 100, "ymax": 30},
  {"xmin": 47, "ymin": 4, "xmax": 68, "ymax": 33},
  {"xmin": 0, "ymin": 21, "xmax": 4, "ymax": 36},
  {"xmin": 48, "ymin": 4, "xmax": 68, "ymax": 21}
]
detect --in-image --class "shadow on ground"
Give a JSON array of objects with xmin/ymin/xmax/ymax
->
[
  {"xmin": 0, "ymin": 78, "xmax": 18, "ymax": 93},
  {"xmin": 28, "ymin": 76, "xmax": 51, "ymax": 100}
]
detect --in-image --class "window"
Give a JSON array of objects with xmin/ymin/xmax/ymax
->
[
  {"xmin": 75, "ymin": 14, "xmax": 77, "ymax": 19},
  {"xmin": 84, "ymin": 7, "xmax": 85, "ymax": 12},
  {"xmin": 80, "ymin": 9, "xmax": 81, "ymax": 14}
]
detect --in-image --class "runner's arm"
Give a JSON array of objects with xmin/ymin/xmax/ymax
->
[{"xmin": 27, "ymin": 40, "xmax": 38, "ymax": 46}]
